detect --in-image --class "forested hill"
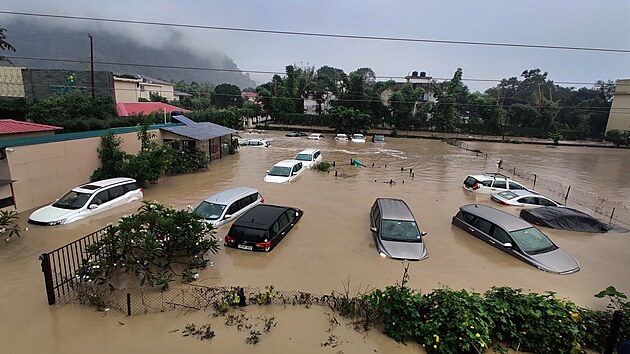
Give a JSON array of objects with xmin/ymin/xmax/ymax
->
[{"xmin": 2, "ymin": 19, "xmax": 257, "ymax": 88}]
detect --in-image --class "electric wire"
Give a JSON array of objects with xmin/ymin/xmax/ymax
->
[{"xmin": 1, "ymin": 10, "xmax": 629, "ymax": 53}]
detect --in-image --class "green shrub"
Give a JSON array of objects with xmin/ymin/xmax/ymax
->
[
  {"xmin": 313, "ymin": 161, "xmax": 332, "ymax": 172},
  {"xmin": 168, "ymin": 147, "xmax": 209, "ymax": 174},
  {"xmin": 83, "ymin": 201, "xmax": 219, "ymax": 290}
]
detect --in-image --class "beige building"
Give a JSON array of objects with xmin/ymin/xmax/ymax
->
[
  {"xmin": 606, "ymin": 79, "xmax": 630, "ymax": 132},
  {"xmin": 113, "ymin": 75, "xmax": 176, "ymax": 103}
]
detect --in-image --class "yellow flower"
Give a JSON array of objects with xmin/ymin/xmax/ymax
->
[
  {"xmin": 558, "ymin": 319, "xmax": 562, "ymax": 323},
  {"xmin": 433, "ymin": 345, "xmax": 437, "ymax": 349},
  {"xmin": 475, "ymin": 333, "xmax": 480, "ymax": 338},
  {"xmin": 481, "ymin": 342, "xmax": 486, "ymax": 348},
  {"xmin": 470, "ymin": 325, "xmax": 474, "ymax": 329},
  {"xmin": 433, "ymin": 304, "xmax": 439, "ymax": 309},
  {"xmin": 434, "ymin": 334, "xmax": 440, "ymax": 343}
]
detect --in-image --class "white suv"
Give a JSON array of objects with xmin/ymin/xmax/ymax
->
[
  {"xmin": 463, "ymin": 173, "xmax": 529, "ymax": 194},
  {"xmin": 263, "ymin": 160, "xmax": 305, "ymax": 183},
  {"xmin": 28, "ymin": 177, "xmax": 143, "ymax": 226},
  {"xmin": 294, "ymin": 148, "xmax": 322, "ymax": 169},
  {"xmin": 194, "ymin": 187, "xmax": 263, "ymax": 228}
]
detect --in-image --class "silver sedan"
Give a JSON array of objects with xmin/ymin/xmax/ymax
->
[{"xmin": 491, "ymin": 190, "xmax": 563, "ymax": 207}]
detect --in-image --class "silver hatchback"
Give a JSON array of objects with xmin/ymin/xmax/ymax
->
[
  {"xmin": 194, "ymin": 187, "xmax": 263, "ymax": 228},
  {"xmin": 452, "ymin": 204, "xmax": 579, "ymax": 274},
  {"xmin": 370, "ymin": 198, "xmax": 428, "ymax": 261}
]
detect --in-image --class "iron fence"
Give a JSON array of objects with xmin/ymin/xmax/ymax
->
[{"xmin": 39, "ymin": 226, "xmax": 111, "ymax": 305}]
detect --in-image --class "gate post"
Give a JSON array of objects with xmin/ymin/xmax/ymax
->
[{"xmin": 39, "ymin": 253, "xmax": 56, "ymax": 305}]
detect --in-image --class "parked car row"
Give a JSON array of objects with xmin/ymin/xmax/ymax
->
[{"xmin": 285, "ymin": 131, "xmax": 384, "ymax": 143}]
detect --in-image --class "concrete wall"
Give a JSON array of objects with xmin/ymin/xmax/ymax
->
[
  {"xmin": 0, "ymin": 131, "xmax": 56, "ymax": 141},
  {"xmin": 0, "ymin": 66, "xmax": 26, "ymax": 98},
  {"xmin": 606, "ymin": 79, "xmax": 630, "ymax": 132},
  {"xmin": 6, "ymin": 131, "xmax": 144, "ymax": 212},
  {"xmin": 21, "ymin": 69, "xmax": 115, "ymax": 101},
  {"xmin": 114, "ymin": 80, "xmax": 140, "ymax": 103}
]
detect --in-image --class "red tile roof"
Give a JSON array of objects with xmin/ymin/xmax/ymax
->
[
  {"xmin": 0, "ymin": 119, "xmax": 63, "ymax": 135},
  {"xmin": 116, "ymin": 102, "xmax": 190, "ymax": 117}
]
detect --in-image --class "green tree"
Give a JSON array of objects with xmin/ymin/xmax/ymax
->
[
  {"xmin": 327, "ymin": 106, "xmax": 371, "ymax": 133},
  {"xmin": 431, "ymin": 69, "xmax": 464, "ymax": 135},
  {"xmin": 389, "ymin": 83, "xmax": 423, "ymax": 130},
  {"xmin": 212, "ymin": 83, "xmax": 243, "ymax": 108},
  {"xmin": 0, "ymin": 26, "xmax": 16, "ymax": 64},
  {"xmin": 90, "ymin": 130, "xmax": 126, "ymax": 181}
]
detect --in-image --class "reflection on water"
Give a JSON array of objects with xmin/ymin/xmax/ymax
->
[{"xmin": 1, "ymin": 130, "xmax": 628, "ymax": 352}]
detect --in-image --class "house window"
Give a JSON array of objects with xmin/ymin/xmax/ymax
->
[{"xmin": 140, "ymin": 86, "xmax": 145, "ymax": 92}]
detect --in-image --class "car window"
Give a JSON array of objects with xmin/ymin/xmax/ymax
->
[
  {"xmin": 491, "ymin": 227, "xmax": 512, "ymax": 244},
  {"xmin": 194, "ymin": 202, "xmax": 226, "ymax": 220},
  {"xmin": 463, "ymin": 177, "xmax": 477, "ymax": 188},
  {"xmin": 461, "ymin": 211, "xmax": 475, "ymax": 224},
  {"xmin": 509, "ymin": 182, "xmax": 525, "ymax": 190},
  {"xmin": 227, "ymin": 202, "xmax": 239, "ymax": 215},
  {"xmin": 286, "ymin": 209, "xmax": 297, "ymax": 221},
  {"xmin": 538, "ymin": 198, "xmax": 556, "ymax": 206},
  {"xmin": 123, "ymin": 182, "xmax": 141, "ymax": 193},
  {"xmin": 481, "ymin": 180, "xmax": 493, "ymax": 187},
  {"xmin": 510, "ymin": 227, "xmax": 557, "ymax": 254},
  {"xmin": 519, "ymin": 197, "xmax": 538, "ymax": 205},
  {"xmin": 92, "ymin": 190, "xmax": 109, "ymax": 205},
  {"xmin": 230, "ymin": 226, "xmax": 266, "ymax": 242},
  {"xmin": 473, "ymin": 217, "xmax": 493, "ymax": 234},
  {"xmin": 109, "ymin": 185, "xmax": 125, "ymax": 200},
  {"xmin": 272, "ymin": 221, "xmax": 280, "ymax": 235},
  {"xmin": 52, "ymin": 191, "xmax": 91, "ymax": 210},
  {"xmin": 492, "ymin": 180, "xmax": 507, "ymax": 189},
  {"xmin": 380, "ymin": 220, "xmax": 421, "ymax": 242},
  {"xmin": 278, "ymin": 213, "xmax": 290, "ymax": 229}
]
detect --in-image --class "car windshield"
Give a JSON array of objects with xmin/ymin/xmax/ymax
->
[
  {"xmin": 353, "ymin": 134, "xmax": 364, "ymax": 138},
  {"xmin": 374, "ymin": 136, "xmax": 385, "ymax": 141},
  {"xmin": 295, "ymin": 153, "xmax": 313, "ymax": 161},
  {"xmin": 380, "ymin": 220, "xmax": 422, "ymax": 242},
  {"xmin": 268, "ymin": 166, "xmax": 291, "ymax": 177},
  {"xmin": 498, "ymin": 191, "xmax": 518, "ymax": 199},
  {"xmin": 52, "ymin": 191, "xmax": 91, "ymax": 210},
  {"xmin": 510, "ymin": 227, "xmax": 557, "ymax": 255},
  {"xmin": 194, "ymin": 202, "xmax": 226, "ymax": 220}
]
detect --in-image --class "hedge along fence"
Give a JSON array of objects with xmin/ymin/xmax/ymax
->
[{"xmin": 72, "ymin": 268, "xmax": 628, "ymax": 354}]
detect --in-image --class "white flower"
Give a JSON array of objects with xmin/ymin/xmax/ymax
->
[
  {"xmin": 193, "ymin": 273, "xmax": 199, "ymax": 279},
  {"xmin": 24, "ymin": 227, "xmax": 28, "ymax": 232},
  {"xmin": 0, "ymin": 228, "xmax": 6, "ymax": 233}
]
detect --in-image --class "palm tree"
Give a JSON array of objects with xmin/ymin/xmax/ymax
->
[{"xmin": 0, "ymin": 27, "xmax": 16, "ymax": 64}]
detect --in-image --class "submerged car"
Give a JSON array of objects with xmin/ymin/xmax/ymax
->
[
  {"xmin": 225, "ymin": 204, "xmax": 303, "ymax": 252},
  {"xmin": 372, "ymin": 134, "xmax": 386, "ymax": 143},
  {"xmin": 286, "ymin": 131, "xmax": 307, "ymax": 137},
  {"xmin": 263, "ymin": 160, "xmax": 305, "ymax": 183},
  {"xmin": 193, "ymin": 187, "xmax": 263, "ymax": 228},
  {"xmin": 28, "ymin": 177, "xmax": 143, "ymax": 226},
  {"xmin": 491, "ymin": 190, "xmax": 563, "ymax": 207},
  {"xmin": 335, "ymin": 134, "xmax": 348, "ymax": 141},
  {"xmin": 294, "ymin": 148, "xmax": 323, "ymax": 169},
  {"xmin": 239, "ymin": 139, "xmax": 270, "ymax": 147},
  {"xmin": 307, "ymin": 133, "xmax": 325, "ymax": 140},
  {"xmin": 370, "ymin": 198, "xmax": 428, "ymax": 260},
  {"xmin": 463, "ymin": 173, "xmax": 529, "ymax": 194},
  {"xmin": 351, "ymin": 134, "xmax": 366, "ymax": 142},
  {"xmin": 452, "ymin": 204, "xmax": 580, "ymax": 274},
  {"xmin": 520, "ymin": 206, "xmax": 615, "ymax": 233}
]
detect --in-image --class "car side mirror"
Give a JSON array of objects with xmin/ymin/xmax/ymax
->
[
  {"xmin": 370, "ymin": 226, "xmax": 377, "ymax": 233},
  {"xmin": 88, "ymin": 204, "xmax": 98, "ymax": 210},
  {"xmin": 421, "ymin": 231, "xmax": 428, "ymax": 237},
  {"xmin": 502, "ymin": 242, "xmax": 512, "ymax": 248},
  {"xmin": 224, "ymin": 214, "xmax": 232, "ymax": 220},
  {"xmin": 266, "ymin": 170, "xmax": 269, "ymax": 174}
]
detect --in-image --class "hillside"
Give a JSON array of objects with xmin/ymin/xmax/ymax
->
[{"xmin": 2, "ymin": 19, "xmax": 257, "ymax": 88}]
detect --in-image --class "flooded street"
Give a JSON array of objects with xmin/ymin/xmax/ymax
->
[{"xmin": 1, "ymin": 131, "xmax": 629, "ymax": 353}]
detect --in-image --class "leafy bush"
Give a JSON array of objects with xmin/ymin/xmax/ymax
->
[
  {"xmin": 0, "ymin": 209, "xmax": 22, "ymax": 241},
  {"xmin": 168, "ymin": 147, "xmax": 209, "ymax": 174},
  {"xmin": 605, "ymin": 130, "xmax": 629, "ymax": 146},
  {"xmin": 313, "ymin": 161, "xmax": 332, "ymax": 172},
  {"xmin": 83, "ymin": 201, "xmax": 219, "ymax": 290}
]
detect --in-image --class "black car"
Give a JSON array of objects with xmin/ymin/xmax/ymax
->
[
  {"xmin": 286, "ymin": 131, "xmax": 307, "ymax": 137},
  {"xmin": 225, "ymin": 204, "xmax": 303, "ymax": 252}
]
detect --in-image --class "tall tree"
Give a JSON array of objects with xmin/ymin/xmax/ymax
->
[
  {"xmin": 212, "ymin": 83, "xmax": 243, "ymax": 108},
  {"xmin": 0, "ymin": 26, "xmax": 16, "ymax": 64},
  {"xmin": 431, "ymin": 68, "xmax": 464, "ymax": 135},
  {"xmin": 389, "ymin": 83, "xmax": 423, "ymax": 130}
]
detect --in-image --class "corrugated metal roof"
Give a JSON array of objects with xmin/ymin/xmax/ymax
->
[
  {"xmin": 0, "ymin": 124, "xmax": 177, "ymax": 148},
  {"xmin": 171, "ymin": 115, "xmax": 197, "ymax": 125},
  {"xmin": 0, "ymin": 119, "xmax": 63, "ymax": 135},
  {"xmin": 161, "ymin": 121, "xmax": 237, "ymax": 141}
]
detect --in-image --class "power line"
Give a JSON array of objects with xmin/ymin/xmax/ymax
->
[
  {"xmin": 1, "ymin": 10, "xmax": 629, "ymax": 54},
  {"xmin": 6, "ymin": 55, "xmax": 620, "ymax": 87}
]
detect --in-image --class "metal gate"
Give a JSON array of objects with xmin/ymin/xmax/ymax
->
[{"xmin": 39, "ymin": 226, "xmax": 110, "ymax": 305}]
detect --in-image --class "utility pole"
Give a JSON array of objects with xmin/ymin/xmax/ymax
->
[{"xmin": 88, "ymin": 33, "xmax": 95, "ymax": 98}]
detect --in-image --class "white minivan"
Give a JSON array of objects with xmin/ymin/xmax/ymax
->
[
  {"xmin": 28, "ymin": 177, "xmax": 143, "ymax": 226},
  {"xmin": 263, "ymin": 160, "xmax": 305, "ymax": 183},
  {"xmin": 194, "ymin": 187, "xmax": 264, "ymax": 228},
  {"xmin": 294, "ymin": 148, "xmax": 323, "ymax": 169}
]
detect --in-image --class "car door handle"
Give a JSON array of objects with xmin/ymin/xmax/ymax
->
[{"xmin": 488, "ymin": 239, "xmax": 496, "ymax": 244}]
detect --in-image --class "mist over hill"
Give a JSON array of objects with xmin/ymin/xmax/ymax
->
[{"xmin": 2, "ymin": 19, "xmax": 257, "ymax": 89}]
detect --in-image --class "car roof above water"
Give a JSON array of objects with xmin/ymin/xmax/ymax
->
[
  {"xmin": 233, "ymin": 204, "xmax": 290, "ymax": 229},
  {"xmin": 296, "ymin": 148, "xmax": 319, "ymax": 155},
  {"xmin": 459, "ymin": 204, "xmax": 532, "ymax": 231},
  {"xmin": 273, "ymin": 159, "xmax": 301, "ymax": 167},
  {"xmin": 74, "ymin": 177, "xmax": 137, "ymax": 193},
  {"xmin": 376, "ymin": 198, "xmax": 415, "ymax": 221},
  {"xmin": 203, "ymin": 187, "xmax": 258, "ymax": 205}
]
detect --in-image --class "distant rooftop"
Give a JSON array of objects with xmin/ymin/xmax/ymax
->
[
  {"xmin": 116, "ymin": 102, "xmax": 190, "ymax": 117},
  {"xmin": 0, "ymin": 119, "xmax": 63, "ymax": 135}
]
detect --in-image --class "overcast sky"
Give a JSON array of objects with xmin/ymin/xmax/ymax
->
[{"xmin": 1, "ymin": 0, "xmax": 629, "ymax": 91}]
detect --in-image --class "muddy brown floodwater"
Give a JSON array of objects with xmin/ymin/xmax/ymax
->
[{"xmin": 1, "ymin": 131, "xmax": 629, "ymax": 353}]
